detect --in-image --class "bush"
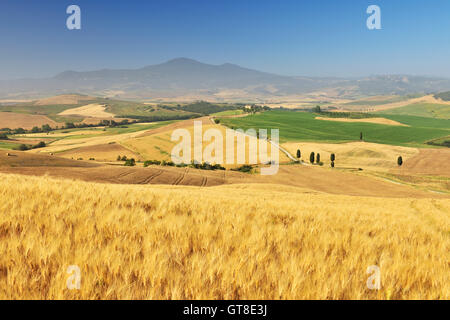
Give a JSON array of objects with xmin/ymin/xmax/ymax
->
[
  {"xmin": 0, "ymin": 133, "xmax": 8, "ymax": 140},
  {"xmin": 214, "ymin": 119, "xmax": 220, "ymax": 124},
  {"xmin": 296, "ymin": 149, "xmax": 301, "ymax": 159},
  {"xmin": 397, "ymin": 156, "xmax": 403, "ymax": 166},
  {"xmin": 17, "ymin": 144, "xmax": 30, "ymax": 151},
  {"xmin": 31, "ymin": 141, "xmax": 46, "ymax": 149},
  {"xmin": 117, "ymin": 155, "xmax": 122, "ymax": 161},
  {"xmin": 121, "ymin": 155, "xmax": 128, "ymax": 161},
  {"xmin": 331, "ymin": 161, "xmax": 335, "ymax": 168},
  {"xmin": 124, "ymin": 158, "xmax": 136, "ymax": 166},
  {"xmin": 144, "ymin": 160, "xmax": 161, "ymax": 167},
  {"xmin": 316, "ymin": 153, "xmax": 321, "ymax": 164},
  {"xmin": 234, "ymin": 165, "xmax": 253, "ymax": 173},
  {"xmin": 309, "ymin": 152, "xmax": 315, "ymax": 164}
]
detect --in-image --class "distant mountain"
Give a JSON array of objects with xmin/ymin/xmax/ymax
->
[{"xmin": 1, "ymin": 58, "xmax": 450, "ymax": 101}]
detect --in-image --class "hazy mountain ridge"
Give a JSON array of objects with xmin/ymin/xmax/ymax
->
[{"xmin": 1, "ymin": 58, "xmax": 450, "ymax": 100}]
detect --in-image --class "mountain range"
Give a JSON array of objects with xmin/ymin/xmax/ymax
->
[{"xmin": 2, "ymin": 58, "xmax": 450, "ymax": 101}]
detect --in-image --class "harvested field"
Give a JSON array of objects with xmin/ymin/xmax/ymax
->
[
  {"xmin": 0, "ymin": 152, "xmax": 445, "ymax": 198},
  {"xmin": 0, "ymin": 112, "xmax": 60, "ymax": 130},
  {"xmin": 58, "ymin": 143, "xmax": 142, "ymax": 162},
  {"xmin": 58, "ymin": 104, "xmax": 115, "ymax": 118},
  {"xmin": 282, "ymin": 141, "xmax": 419, "ymax": 171},
  {"xmin": 396, "ymin": 148, "xmax": 450, "ymax": 176}
]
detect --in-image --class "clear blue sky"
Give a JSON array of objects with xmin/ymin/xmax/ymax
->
[{"xmin": 1, "ymin": 0, "xmax": 450, "ymax": 79}]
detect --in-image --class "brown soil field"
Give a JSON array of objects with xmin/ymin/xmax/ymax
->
[
  {"xmin": 58, "ymin": 143, "xmax": 142, "ymax": 162},
  {"xmin": 0, "ymin": 151, "xmax": 98, "ymax": 168},
  {"xmin": 0, "ymin": 151, "xmax": 446, "ymax": 198},
  {"xmin": 0, "ymin": 112, "xmax": 60, "ymax": 130},
  {"xmin": 393, "ymin": 148, "xmax": 450, "ymax": 177},
  {"xmin": 315, "ymin": 116, "xmax": 408, "ymax": 126},
  {"xmin": 33, "ymin": 94, "xmax": 95, "ymax": 106}
]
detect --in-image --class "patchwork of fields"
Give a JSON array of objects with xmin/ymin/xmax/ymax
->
[{"xmin": 0, "ymin": 93, "xmax": 449, "ymax": 300}]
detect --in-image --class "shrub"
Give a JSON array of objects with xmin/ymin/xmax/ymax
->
[
  {"xmin": 316, "ymin": 153, "xmax": 321, "ymax": 164},
  {"xmin": 234, "ymin": 165, "xmax": 253, "ymax": 173},
  {"xmin": 397, "ymin": 156, "xmax": 403, "ymax": 166},
  {"xmin": 121, "ymin": 155, "xmax": 128, "ymax": 161},
  {"xmin": 14, "ymin": 128, "xmax": 26, "ymax": 134},
  {"xmin": 330, "ymin": 153, "xmax": 335, "ymax": 162},
  {"xmin": 296, "ymin": 149, "xmax": 301, "ymax": 159},
  {"xmin": 0, "ymin": 133, "xmax": 8, "ymax": 140},
  {"xmin": 124, "ymin": 158, "xmax": 136, "ymax": 166},
  {"xmin": 214, "ymin": 119, "xmax": 220, "ymax": 124},
  {"xmin": 309, "ymin": 152, "xmax": 315, "ymax": 164},
  {"xmin": 117, "ymin": 155, "xmax": 122, "ymax": 161},
  {"xmin": 17, "ymin": 144, "xmax": 30, "ymax": 151},
  {"xmin": 331, "ymin": 161, "xmax": 335, "ymax": 168},
  {"xmin": 32, "ymin": 141, "xmax": 46, "ymax": 149},
  {"xmin": 144, "ymin": 160, "xmax": 161, "ymax": 167}
]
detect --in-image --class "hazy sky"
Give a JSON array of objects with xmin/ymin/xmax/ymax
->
[{"xmin": 1, "ymin": 0, "xmax": 450, "ymax": 79}]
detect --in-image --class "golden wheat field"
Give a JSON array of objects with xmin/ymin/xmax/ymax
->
[{"xmin": 0, "ymin": 173, "xmax": 448, "ymax": 300}]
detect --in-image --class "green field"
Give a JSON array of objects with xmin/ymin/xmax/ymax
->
[
  {"xmin": 377, "ymin": 103, "xmax": 450, "ymax": 119},
  {"xmin": 219, "ymin": 110, "xmax": 450, "ymax": 147},
  {"xmin": 0, "ymin": 141, "xmax": 21, "ymax": 150},
  {"xmin": 212, "ymin": 109, "xmax": 244, "ymax": 116}
]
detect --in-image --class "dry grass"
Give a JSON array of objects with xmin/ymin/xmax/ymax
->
[
  {"xmin": 282, "ymin": 141, "xmax": 419, "ymax": 171},
  {"xmin": 58, "ymin": 104, "xmax": 115, "ymax": 118},
  {"xmin": 0, "ymin": 112, "xmax": 60, "ymax": 130},
  {"xmin": 124, "ymin": 123, "xmax": 289, "ymax": 167},
  {"xmin": 0, "ymin": 173, "xmax": 448, "ymax": 300}
]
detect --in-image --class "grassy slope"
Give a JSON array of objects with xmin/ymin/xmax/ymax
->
[
  {"xmin": 377, "ymin": 103, "xmax": 450, "ymax": 119},
  {"xmin": 0, "ymin": 173, "xmax": 447, "ymax": 299},
  {"xmin": 219, "ymin": 110, "xmax": 450, "ymax": 146},
  {"xmin": 0, "ymin": 98, "xmax": 196, "ymax": 123},
  {"xmin": 344, "ymin": 94, "xmax": 422, "ymax": 106}
]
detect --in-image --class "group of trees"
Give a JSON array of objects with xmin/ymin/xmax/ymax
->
[
  {"xmin": 142, "ymin": 159, "xmax": 226, "ymax": 171},
  {"xmin": 296, "ymin": 148, "xmax": 335, "ymax": 167},
  {"xmin": 15, "ymin": 141, "xmax": 46, "ymax": 151},
  {"xmin": 242, "ymin": 105, "xmax": 271, "ymax": 114},
  {"xmin": 296, "ymin": 148, "xmax": 403, "ymax": 167}
]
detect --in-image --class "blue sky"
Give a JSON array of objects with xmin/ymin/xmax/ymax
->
[{"xmin": 1, "ymin": 0, "xmax": 450, "ymax": 79}]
